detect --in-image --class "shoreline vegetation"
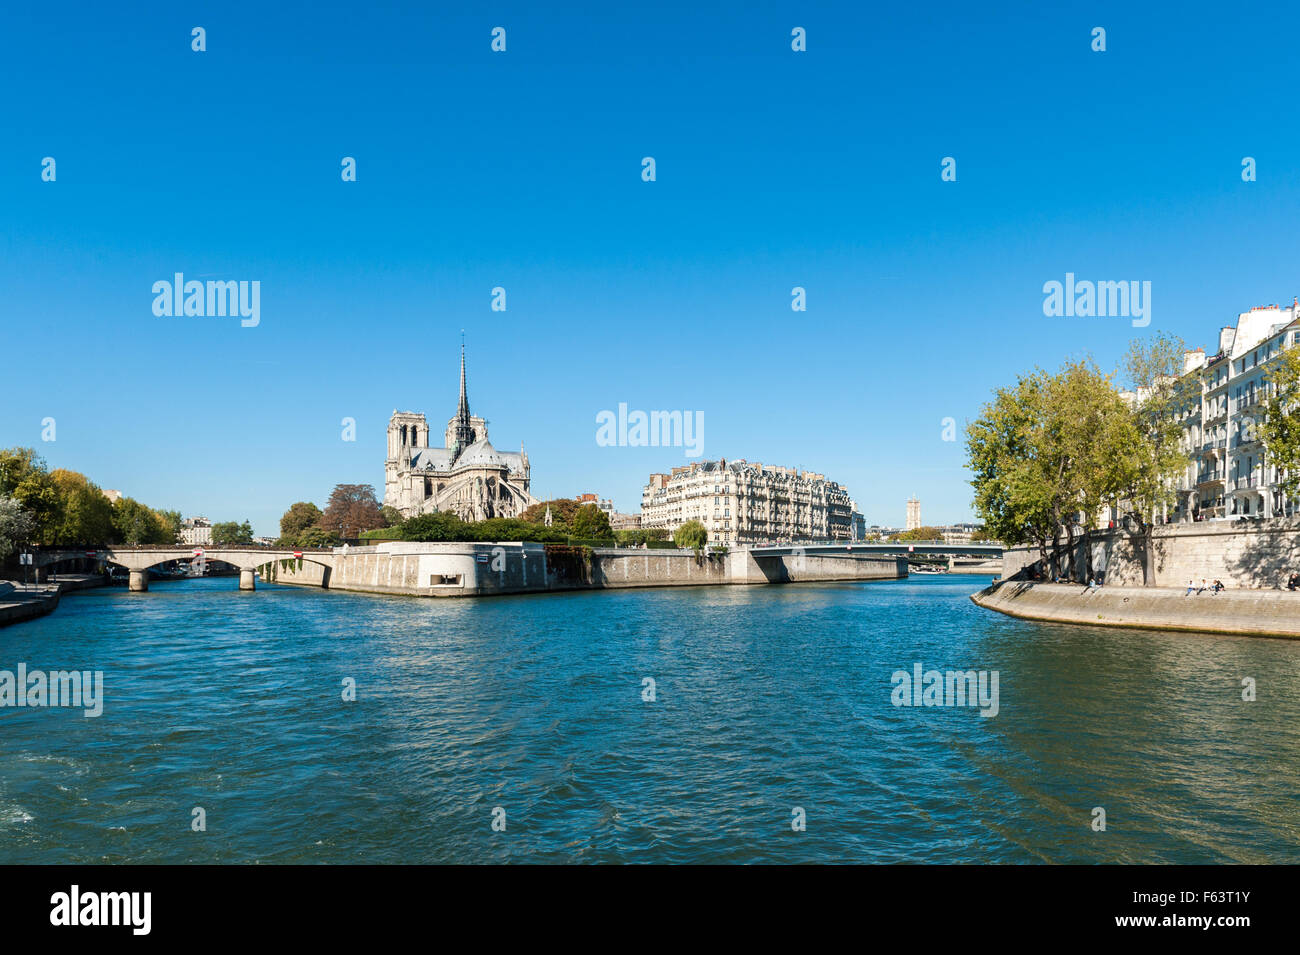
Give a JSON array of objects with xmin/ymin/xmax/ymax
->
[
  {"xmin": 969, "ymin": 331, "xmax": 1300, "ymax": 588},
  {"xmin": 966, "ymin": 334, "xmax": 1197, "ymax": 588},
  {"xmin": 965, "ymin": 331, "xmax": 1300, "ymax": 637}
]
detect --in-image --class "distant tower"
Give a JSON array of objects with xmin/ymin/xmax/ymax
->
[
  {"xmin": 906, "ymin": 496, "xmax": 921, "ymax": 531},
  {"xmin": 544, "ymin": 501, "xmax": 553, "ymax": 527}
]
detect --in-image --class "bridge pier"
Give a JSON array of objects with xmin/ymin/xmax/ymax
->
[
  {"xmin": 239, "ymin": 568, "xmax": 256, "ymax": 591},
  {"xmin": 128, "ymin": 569, "xmax": 149, "ymax": 592}
]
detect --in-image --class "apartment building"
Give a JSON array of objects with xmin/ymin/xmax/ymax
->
[
  {"xmin": 179, "ymin": 516, "xmax": 213, "ymax": 546},
  {"xmin": 1166, "ymin": 301, "xmax": 1300, "ymax": 522},
  {"xmin": 641, "ymin": 458, "xmax": 854, "ymax": 544}
]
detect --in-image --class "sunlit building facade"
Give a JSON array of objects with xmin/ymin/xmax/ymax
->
[{"xmin": 641, "ymin": 459, "xmax": 854, "ymax": 544}]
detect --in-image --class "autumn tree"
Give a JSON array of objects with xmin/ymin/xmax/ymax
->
[
  {"xmin": 520, "ymin": 498, "xmax": 582, "ymax": 529},
  {"xmin": 321, "ymin": 484, "xmax": 385, "ymax": 538}
]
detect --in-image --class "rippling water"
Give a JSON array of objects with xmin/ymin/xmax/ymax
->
[{"xmin": 1, "ymin": 574, "xmax": 1297, "ymax": 863}]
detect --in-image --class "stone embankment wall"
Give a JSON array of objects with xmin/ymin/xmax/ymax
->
[
  {"xmin": 972, "ymin": 579, "xmax": 1300, "ymax": 639},
  {"xmin": 0, "ymin": 574, "xmax": 105, "ymax": 628},
  {"xmin": 265, "ymin": 542, "xmax": 906, "ymax": 598},
  {"xmin": 1002, "ymin": 519, "xmax": 1300, "ymax": 590}
]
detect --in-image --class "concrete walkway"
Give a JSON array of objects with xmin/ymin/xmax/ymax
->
[
  {"xmin": 972, "ymin": 579, "xmax": 1300, "ymax": 639},
  {"xmin": 0, "ymin": 574, "xmax": 106, "ymax": 628}
]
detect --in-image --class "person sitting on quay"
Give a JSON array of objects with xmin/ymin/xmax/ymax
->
[
  {"xmin": 1211, "ymin": 579, "xmax": 1225, "ymax": 594},
  {"xmin": 1288, "ymin": 573, "xmax": 1300, "ymax": 591}
]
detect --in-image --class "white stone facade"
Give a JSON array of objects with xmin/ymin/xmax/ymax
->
[
  {"xmin": 641, "ymin": 459, "xmax": 853, "ymax": 544},
  {"xmin": 1167, "ymin": 301, "xmax": 1300, "ymax": 522},
  {"xmin": 179, "ymin": 517, "xmax": 212, "ymax": 546}
]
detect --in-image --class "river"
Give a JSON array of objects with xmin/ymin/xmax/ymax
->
[{"xmin": 2, "ymin": 574, "xmax": 1297, "ymax": 863}]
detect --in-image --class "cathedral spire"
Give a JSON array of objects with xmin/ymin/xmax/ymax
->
[
  {"xmin": 452, "ymin": 335, "xmax": 476, "ymax": 456},
  {"xmin": 457, "ymin": 333, "xmax": 470, "ymax": 420}
]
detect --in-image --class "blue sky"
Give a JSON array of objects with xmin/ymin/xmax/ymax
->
[{"xmin": 4, "ymin": 1, "xmax": 1300, "ymax": 535}]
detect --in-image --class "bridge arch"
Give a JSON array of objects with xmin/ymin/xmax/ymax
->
[{"xmin": 31, "ymin": 547, "xmax": 337, "ymax": 593}]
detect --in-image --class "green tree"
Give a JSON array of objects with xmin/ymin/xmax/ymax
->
[
  {"xmin": 398, "ymin": 511, "xmax": 466, "ymax": 542},
  {"xmin": 1119, "ymin": 334, "xmax": 1192, "ymax": 585},
  {"xmin": 48, "ymin": 469, "xmax": 115, "ymax": 545},
  {"xmin": 967, "ymin": 369, "xmax": 1060, "ymax": 573},
  {"xmin": 110, "ymin": 497, "xmax": 172, "ymax": 545},
  {"xmin": 570, "ymin": 503, "xmax": 613, "ymax": 540},
  {"xmin": 673, "ymin": 519, "xmax": 709, "ymax": 550},
  {"xmin": 297, "ymin": 525, "xmax": 342, "ymax": 548},
  {"xmin": 155, "ymin": 509, "xmax": 182, "ymax": 544},
  {"xmin": 893, "ymin": 526, "xmax": 947, "ymax": 542},
  {"xmin": 1045, "ymin": 359, "xmax": 1140, "ymax": 581},
  {"xmin": 1261, "ymin": 345, "xmax": 1300, "ymax": 503},
  {"xmin": 614, "ymin": 527, "xmax": 669, "ymax": 546},
  {"xmin": 0, "ymin": 448, "xmax": 61, "ymax": 543},
  {"xmin": 211, "ymin": 520, "xmax": 254, "ymax": 545},
  {"xmin": 279, "ymin": 501, "xmax": 323, "ymax": 543},
  {"xmin": 967, "ymin": 359, "xmax": 1142, "ymax": 582}
]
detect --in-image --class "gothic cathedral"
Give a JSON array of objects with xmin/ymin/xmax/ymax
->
[{"xmin": 384, "ymin": 345, "xmax": 535, "ymax": 521}]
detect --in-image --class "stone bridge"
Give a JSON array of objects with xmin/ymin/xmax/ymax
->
[
  {"xmin": 35, "ymin": 546, "xmax": 338, "ymax": 592},
  {"xmin": 743, "ymin": 541, "xmax": 1003, "ymax": 558}
]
